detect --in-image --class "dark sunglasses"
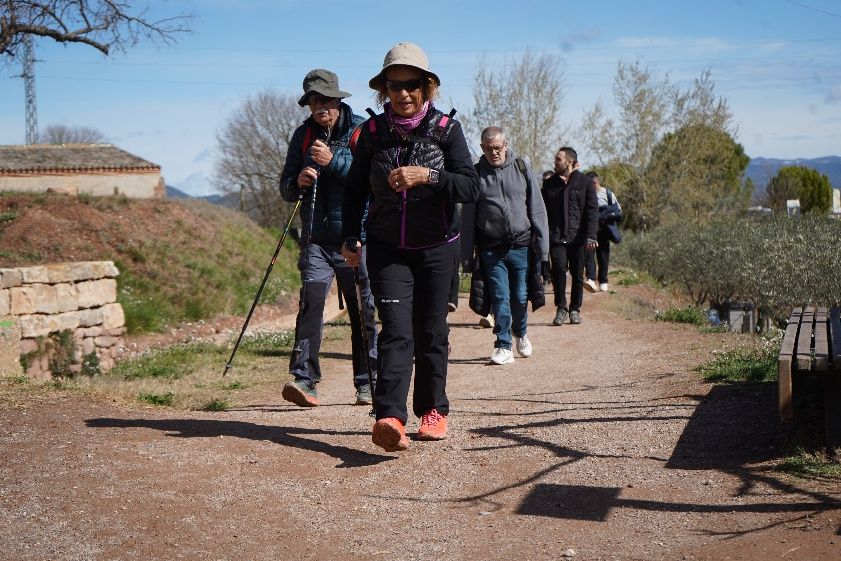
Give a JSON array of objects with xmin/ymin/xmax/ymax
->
[{"xmin": 385, "ymin": 78, "xmax": 424, "ymax": 93}]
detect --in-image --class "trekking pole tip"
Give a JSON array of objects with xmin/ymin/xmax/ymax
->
[{"xmin": 223, "ymin": 363, "xmax": 232, "ymax": 377}]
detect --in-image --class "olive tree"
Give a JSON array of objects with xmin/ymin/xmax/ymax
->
[
  {"xmin": 213, "ymin": 90, "xmax": 306, "ymax": 228},
  {"xmin": 464, "ymin": 51, "xmax": 566, "ymax": 172},
  {"xmin": 0, "ymin": 0, "xmax": 191, "ymax": 61}
]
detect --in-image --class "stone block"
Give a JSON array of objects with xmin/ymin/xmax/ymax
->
[
  {"xmin": 0, "ymin": 269, "xmax": 22, "ymax": 289},
  {"xmin": 18, "ymin": 266, "xmax": 49, "ymax": 284},
  {"xmin": 30, "ymin": 284, "xmax": 59, "ymax": 314},
  {"xmin": 81, "ymin": 337, "xmax": 95, "ymax": 356},
  {"xmin": 19, "ymin": 338, "xmax": 38, "ymax": 354},
  {"xmin": 44, "ymin": 262, "xmax": 118, "ymax": 283},
  {"xmin": 18, "ymin": 314, "xmax": 62, "ymax": 338},
  {"xmin": 79, "ymin": 326, "xmax": 103, "ymax": 338},
  {"xmin": 101, "ymin": 303, "xmax": 125, "ymax": 330},
  {"xmin": 78, "ymin": 308, "xmax": 104, "ymax": 327},
  {"xmin": 0, "ymin": 317, "xmax": 22, "ymax": 377},
  {"xmin": 104, "ymin": 326, "xmax": 127, "ymax": 337},
  {"xmin": 77, "ymin": 279, "xmax": 118, "ymax": 309},
  {"xmin": 9, "ymin": 286, "xmax": 36, "ymax": 315},
  {"xmin": 0, "ymin": 289, "xmax": 8, "ymax": 316},
  {"xmin": 94, "ymin": 335, "xmax": 118, "ymax": 348},
  {"xmin": 55, "ymin": 283, "xmax": 80, "ymax": 312},
  {"xmin": 56, "ymin": 311, "xmax": 81, "ymax": 332}
]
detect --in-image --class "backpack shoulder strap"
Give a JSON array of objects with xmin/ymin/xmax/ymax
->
[
  {"xmin": 300, "ymin": 126, "xmax": 314, "ymax": 158},
  {"xmin": 430, "ymin": 108, "xmax": 457, "ymax": 143},
  {"xmin": 515, "ymin": 157, "xmax": 527, "ymax": 178}
]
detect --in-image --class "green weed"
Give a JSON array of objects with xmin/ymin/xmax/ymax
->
[
  {"xmin": 696, "ymin": 346, "xmax": 778, "ymax": 383},
  {"xmin": 656, "ymin": 306, "xmax": 708, "ymax": 325},
  {"xmin": 113, "ymin": 343, "xmax": 221, "ymax": 380},
  {"xmin": 220, "ymin": 380, "xmax": 246, "ymax": 390},
  {"xmin": 0, "ymin": 210, "xmax": 19, "ymax": 223},
  {"xmin": 776, "ymin": 452, "xmax": 841, "ymax": 479},
  {"xmin": 139, "ymin": 391, "xmax": 175, "ymax": 406},
  {"xmin": 202, "ymin": 398, "xmax": 230, "ymax": 411}
]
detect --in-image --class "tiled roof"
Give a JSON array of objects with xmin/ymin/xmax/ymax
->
[{"xmin": 0, "ymin": 144, "xmax": 160, "ymax": 174}]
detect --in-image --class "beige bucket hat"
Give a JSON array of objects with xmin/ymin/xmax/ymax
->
[{"xmin": 368, "ymin": 42, "xmax": 441, "ymax": 89}]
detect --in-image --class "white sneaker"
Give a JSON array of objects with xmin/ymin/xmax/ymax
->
[
  {"xmin": 478, "ymin": 314, "xmax": 494, "ymax": 328},
  {"xmin": 489, "ymin": 348, "xmax": 514, "ymax": 365},
  {"xmin": 584, "ymin": 278, "xmax": 599, "ymax": 293},
  {"xmin": 599, "ymin": 283, "xmax": 609, "ymax": 292},
  {"xmin": 515, "ymin": 335, "xmax": 533, "ymax": 358}
]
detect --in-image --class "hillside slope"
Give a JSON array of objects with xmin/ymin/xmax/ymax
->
[{"xmin": 0, "ymin": 192, "xmax": 300, "ymax": 333}]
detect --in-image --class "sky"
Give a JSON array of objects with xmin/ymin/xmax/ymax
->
[{"xmin": 1, "ymin": 0, "xmax": 840, "ymax": 196}]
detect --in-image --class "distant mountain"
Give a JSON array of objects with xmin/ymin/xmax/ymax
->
[
  {"xmin": 166, "ymin": 185, "xmax": 192, "ymax": 198},
  {"xmin": 745, "ymin": 156, "xmax": 841, "ymax": 200}
]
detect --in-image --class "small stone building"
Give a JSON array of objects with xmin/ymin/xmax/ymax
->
[{"xmin": 0, "ymin": 144, "xmax": 164, "ymax": 198}]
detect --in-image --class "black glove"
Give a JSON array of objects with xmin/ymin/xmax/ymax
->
[{"xmin": 540, "ymin": 261, "xmax": 550, "ymax": 285}]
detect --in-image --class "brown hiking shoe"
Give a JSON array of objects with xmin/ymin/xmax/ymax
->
[
  {"xmin": 281, "ymin": 380, "xmax": 319, "ymax": 407},
  {"xmin": 372, "ymin": 418, "xmax": 409, "ymax": 452},
  {"xmin": 417, "ymin": 408, "xmax": 448, "ymax": 440}
]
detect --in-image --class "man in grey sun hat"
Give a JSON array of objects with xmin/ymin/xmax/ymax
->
[{"xmin": 279, "ymin": 69, "xmax": 378, "ymax": 409}]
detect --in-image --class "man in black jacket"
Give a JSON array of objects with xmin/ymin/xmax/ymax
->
[
  {"xmin": 541, "ymin": 147, "xmax": 598, "ymax": 325},
  {"xmin": 278, "ymin": 69, "xmax": 377, "ymax": 408}
]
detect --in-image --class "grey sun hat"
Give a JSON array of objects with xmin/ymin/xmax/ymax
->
[
  {"xmin": 368, "ymin": 42, "xmax": 441, "ymax": 90},
  {"xmin": 298, "ymin": 69, "xmax": 352, "ymax": 107}
]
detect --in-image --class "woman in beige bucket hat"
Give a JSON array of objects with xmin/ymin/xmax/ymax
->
[{"xmin": 341, "ymin": 42, "xmax": 479, "ymax": 452}]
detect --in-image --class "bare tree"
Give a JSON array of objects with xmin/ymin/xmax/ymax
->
[
  {"xmin": 464, "ymin": 51, "xmax": 566, "ymax": 172},
  {"xmin": 580, "ymin": 62, "xmax": 736, "ymax": 230},
  {"xmin": 213, "ymin": 90, "xmax": 306, "ymax": 228},
  {"xmin": 0, "ymin": 0, "xmax": 191, "ymax": 60},
  {"xmin": 41, "ymin": 123, "xmax": 106, "ymax": 143}
]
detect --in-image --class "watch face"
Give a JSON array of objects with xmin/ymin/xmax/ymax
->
[{"xmin": 429, "ymin": 169, "xmax": 440, "ymax": 184}]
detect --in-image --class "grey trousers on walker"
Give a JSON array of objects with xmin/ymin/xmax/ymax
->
[{"xmin": 289, "ymin": 242, "xmax": 377, "ymax": 388}]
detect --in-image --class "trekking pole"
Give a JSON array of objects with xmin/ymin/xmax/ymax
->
[
  {"xmin": 223, "ymin": 197, "xmax": 303, "ymax": 377},
  {"xmin": 292, "ymin": 175, "xmax": 319, "ymax": 354},
  {"xmin": 352, "ymin": 261, "xmax": 377, "ymax": 417}
]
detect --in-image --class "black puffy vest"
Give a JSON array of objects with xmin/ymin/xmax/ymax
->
[{"xmin": 361, "ymin": 108, "xmax": 457, "ymax": 249}]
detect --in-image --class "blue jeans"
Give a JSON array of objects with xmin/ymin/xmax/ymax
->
[{"xmin": 480, "ymin": 246, "xmax": 528, "ymax": 350}]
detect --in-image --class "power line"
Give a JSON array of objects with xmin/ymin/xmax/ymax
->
[{"xmin": 784, "ymin": 0, "xmax": 841, "ymax": 19}]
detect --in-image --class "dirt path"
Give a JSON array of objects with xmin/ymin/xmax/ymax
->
[{"xmin": 1, "ymin": 287, "xmax": 839, "ymax": 561}]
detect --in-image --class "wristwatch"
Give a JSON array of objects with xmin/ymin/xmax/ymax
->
[{"xmin": 428, "ymin": 168, "xmax": 440, "ymax": 185}]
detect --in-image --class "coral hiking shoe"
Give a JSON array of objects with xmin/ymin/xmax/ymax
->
[
  {"xmin": 372, "ymin": 418, "xmax": 409, "ymax": 452},
  {"xmin": 417, "ymin": 409, "xmax": 448, "ymax": 441}
]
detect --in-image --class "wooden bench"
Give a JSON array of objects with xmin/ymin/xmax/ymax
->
[{"xmin": 778, "ymin": 306, "xmax": 841, "ymax": 451}]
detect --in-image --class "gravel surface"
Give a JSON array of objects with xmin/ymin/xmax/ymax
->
[{"xmin": 2, "ymin": 286, "xmax": 839, "ymax": 560}]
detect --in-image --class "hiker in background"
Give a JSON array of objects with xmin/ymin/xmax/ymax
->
[
  {"xmin": 542, "ymin": 146, "xmax": 598, "ymax": 326},
  {"xmin": 584, "ymin": 171, "xmax": 623, "ymax": 293},
  {"xmin": 473, "ymin": 127, "xmax": 549, "ymax": 365},
  {"xmin": 279, "ymin": 69, "xmax": 377, "ymax": 408},
  {"xmin": 342, "ymin": 42, "xmax": 479, "ymax": 452}
]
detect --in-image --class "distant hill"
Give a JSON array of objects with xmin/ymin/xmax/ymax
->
[
  {"xmin": 745, "ymin": 156, "xmax": 841, "ymax": 200},
  {"xmin": 165, "ymin": 185, "xmax": 192, "ymax": 199}
]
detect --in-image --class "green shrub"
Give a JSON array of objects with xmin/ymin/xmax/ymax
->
[
  {"xmin": 776, "ymin": 452, "xmax": 841, "ymax": 478},
  {"xmin": 202, "ymin": 398, "xmax": 230, "ymax": 411},
  {"xmin": 618, "ymin": 216, "xmax": 841, "ymax": 323},
  {"xmin": 139, "ymin": 391, "xmax": 175, "ymax": 406},
  {"xmin": 656, "ymin": 306, "xmax": 707, "ymax": 325},
  {"xmin": 81, "ymin": 352, "xmax": 101, "ymax": 377},
  {"xmin": 696, "ymin": 345, "xmax": 778, "ymax": 383}
]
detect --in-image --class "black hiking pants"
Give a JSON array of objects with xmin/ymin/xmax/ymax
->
[
  {"xmin": 366, "ymin": 237, "xmax": 457, "ymax": 424},
  {"xmin": 549, "ymin": 242, "xmax": 586, "ymax": 313}
]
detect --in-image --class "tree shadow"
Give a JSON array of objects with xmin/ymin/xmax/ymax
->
[
  {"xmin": 85, "ymin": 417, "xmax": 392, "ymax": 468},
  {"xmin": 436, "ymin": 382, "xmax": 840, "ymax": 533}
]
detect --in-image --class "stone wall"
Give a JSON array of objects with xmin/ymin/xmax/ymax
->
[{"xmin": 0, "ymin": 261, "xmax": 126, "ymax": 380}]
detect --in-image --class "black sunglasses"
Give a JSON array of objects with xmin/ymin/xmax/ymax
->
[{"xmin": 385, "ymin": 78, "xmax": 424, "ymax": 93}]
